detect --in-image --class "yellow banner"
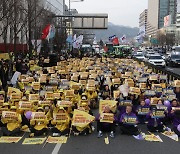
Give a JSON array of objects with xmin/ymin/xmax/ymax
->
[
  {"xmin": 0, "ymin": 136, "xmax": 22, "ymax": 143},
  {"xmin": 22, "ymin": 138, "xmax": 46, "ymax": 145},
  {"xmin": 100, "ymin": 113, "xmax": 114, "ymax": 123},
  {"xmin": 46, "ymin": 136, "xmax": 67, "ymax": 144},
  {"xmin": 99, "ymin": 100, "xmax": 117, "ymax": 113},
  {"xmin": 72, "ymin": 109, "xmax": 95, "ymax": 127}
]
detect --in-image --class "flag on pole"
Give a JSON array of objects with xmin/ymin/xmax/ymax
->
[
  {"xmin": 112, "ymin": 37, "xmax": 119, "ymax": 45},
  {"xmin": 41, "ymin": 24, "xmax": 51, "ymax": 40},
  {"xmin": 73, "ymin": 35, "xmax": 83, "ymax": 49},
  {"xmin": 109, "ymin": 35, "xmax": 119, "ymax": 45},
  {"xmin": 41, "ymin": 24, "xmax": 55, "ymax": 40},
  {"xmin": 66, "ymin": 35, "xmax": 73, "ymax": 43},
  {"xmin": 93, "ymin": 36, "xmax": 97, "ymax": 44},
  {"xmin": 120, "ymin": 35, "xmax": 126, "ymax": 43},
  {"xmin": 48, "ymin": 25, "xmax": 56, "ymax": 39},
  {"xmin": 109, "ymin": 35, "xmax": 116, "ymax": 42}
]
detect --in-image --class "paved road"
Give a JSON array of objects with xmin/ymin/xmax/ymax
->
[
  {"xmin": 0, "ymin": 109, "xmax": 180, "ymax": 154},
  {"xmin": 166, "ymin": 66, "xmax": 180, "ymax": 75}
]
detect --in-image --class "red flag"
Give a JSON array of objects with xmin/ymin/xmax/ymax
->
[
  {"xmin": 41, "ymin": 24, "xmax": 51, "ymax": 40},
  {"xmin": 112, "ymin": 37, "xmax": 119, "ymax": 45}
]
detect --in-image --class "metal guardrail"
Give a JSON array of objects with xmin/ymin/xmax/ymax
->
[{"xmin": 133, "ymin": 58, "xmax": 180, "ymax": 81}]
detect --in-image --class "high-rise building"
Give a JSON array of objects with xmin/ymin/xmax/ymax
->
[
  {"xmin": 147, "ymin": 0, "xmax": 177, "ymax": 36},
  {"xmin": 139, "ymin": 9, "xmax": 148, "ymax": 35},
  {"xmin": 46, "ymin": 0, "xmax": 65, "ymax": 15}
]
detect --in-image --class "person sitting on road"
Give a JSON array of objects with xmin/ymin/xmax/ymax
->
[
  {"xmin": 96, "ymin": 106, "xmax": 116, "ymax": 138},
  {"xmin": 119, "ymin": 105, "xmax": 140, "ymax": 135},
  {"xmin": 51, "ymin": 107, "xmax": 71, "ymax": 136},
  {"xmin": 136, "ymin": 100, "xmax": 149, "ymax": 124},
  {"xmin": 1, "ymin": 106, "xmax": 22, "ymax": 136},
  {"xmin": 29, "ymin": 107, "xmax": 49, "ymax": 137},
  {"xmin": 146, "ymin": 106, "xmax": 164, "ymax": 132}
]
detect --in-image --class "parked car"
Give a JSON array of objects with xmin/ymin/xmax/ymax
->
[
  {"xmin": 147, "ymin": 54, "xmax": 166, "ymax": 67},
  {"xmin": 166, "ymin": 53, "xmax": 180, "ymax": 67}
]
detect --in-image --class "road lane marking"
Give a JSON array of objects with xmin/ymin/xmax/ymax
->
[
  {"xmin": 166, "ymin": 68, "xmax": 173, "ymax": 71},
  {"xmin": 52, "ymin": 144, "xmax": 62, "ymax": 154}
]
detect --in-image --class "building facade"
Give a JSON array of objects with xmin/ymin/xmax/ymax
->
[
  {"xmin": 147, "ymin": 0, "xmax": 177, "ymax": 36},
  {"xmin": 139, "ymin": 9, "xmax": 148, "ymax": 35},
  {"xmin": 0, "ymin": 0, "xmax": 65, "ymax": 52}
]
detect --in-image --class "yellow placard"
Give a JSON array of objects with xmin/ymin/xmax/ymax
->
[
  {"xmin": 113, "ymin": 91, "xmax": 120, "ymax": 99},
  {"xmin": 0, "ymin": 136, "xmax": 22, "ymax": 143},
  {"xmin": 99, "ymin": 100, "xmax": 117, "ymax": 113},
  {"xmin": 139, "ymin": 83, "xmax": 147, "ymax": 89},
  {"xmin": 57, "ymin": 101, "xmax": 72, "ymax": 107},
  {"xmin": 53, "ymin": 93, "xmax": 60, "ymax": 99},
  {"xmin": 31, "ymin": 82, "xmax": 40, "ymax": 91},
  {"xmin": 2, "ymin": 111, "xmax": 17, "ymax": 120},
  {"xmin": 22, "ymin": 138, "xmax": 46, "ymax": 145},
  {"xmin": 46, "ymin": 136, "xmax": 68, "ymax": 144},
  {"xmin": 0, "ymin": 53, "xmax": 10, "ymax": 60},
  {"xmin": 19, "ymin": 101, "xmax": 32, "ymax": 110},
  {"xmin": 39, "ymin": 74, "xmax": 47, "ymax": 83},
  {"xmin": 129, "ymin": 87, "xmax": 141, "ymax": 95},
  {"xmin": 53, "ymin": 113, "xmax": 68, "ymax": 123},
  {"xmin": 65, "ymin": 90, "xmax": 74, "ymax": 98},
  {"xmin": 72, "ymin": 109, "xmax": 95, "ymax": 128},
  {"xmin": 145, "ymin": 134, "xmax": 163, "ymax": 142},
  {"xmin": 0, "ymin": 100, "xmax": 4, "ymax": 106},
  {"xmin": 162, "ymin": 131, "xmax": 178, "ymax": 142},
  {"xmin": 45, "ymin": 92, "xmax": 54, "ymax": 100},
  {"xmin": 174, "ymin": 80, "xmax": 180, "ymax": 87},
  {"xmin": 10, "ymin": 93, "xmax": 22, "ymax": 100},
  {"xmin": 112, "ymin": 78, "xmax": 120, "ymax": 84},
  {"xmin": 31, "ymin": 112, "xmax": 46, "ymax": 121},
  {"xmin": 38, "ymin": 101, "xmax": 51, "ymax": 106},
  {"xmin": 100, "ymin": 113, "xmax": 114, "ymax": 123},
  {"xmin": 151, "ymin": 98, "xmax": 160, "ymax": 105},
  {"xmin": 29, "ymin": 94, "xmax": 39, "ymax": 101}
]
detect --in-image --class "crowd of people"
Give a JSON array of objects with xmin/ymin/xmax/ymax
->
[{"xmin": 0, "ymin": 56, "xmax": 179, "ymax": 139}]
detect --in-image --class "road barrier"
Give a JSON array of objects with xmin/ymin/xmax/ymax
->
[{"xmin": 133, "ymin": 58, "xmax": 180, "ymax": 81}]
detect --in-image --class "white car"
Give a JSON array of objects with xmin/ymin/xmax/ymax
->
[
  {"xmin": 134, "ymin": 54, "xmax": 145, "ymax": 61},
  {"xmin": 148, "ymin": 55, "xmax": 166, "ymax": 67}
]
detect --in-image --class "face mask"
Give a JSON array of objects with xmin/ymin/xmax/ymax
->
[{"xmin": 82, "ymin": 96, "xmax": 86, "ymax": 100}]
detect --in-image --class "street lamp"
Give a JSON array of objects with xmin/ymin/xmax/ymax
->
[{"xmin": 69, "ymin": 0, "xmax": 84, "ymax": 15}]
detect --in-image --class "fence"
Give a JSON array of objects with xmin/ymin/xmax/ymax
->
[{"xmin": 133, "ymin": 58, "xmax": 180, "ymax": 81}]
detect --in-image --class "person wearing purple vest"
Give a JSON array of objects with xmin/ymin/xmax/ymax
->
[
  {"xmin": 168, "ymin": 99, "xmax": 180, "ymax": 136},
  {"xmin": 119, "ymin": 105, "xmax": 140, "ymax": 135},
  {"xmin": 146, "ymin": 106, "xmax": 164, "ymax": 132}
]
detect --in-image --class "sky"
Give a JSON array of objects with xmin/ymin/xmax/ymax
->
[{"xmin": 65, "ymin": 0, "xmax": 148, "ymax": 27}]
